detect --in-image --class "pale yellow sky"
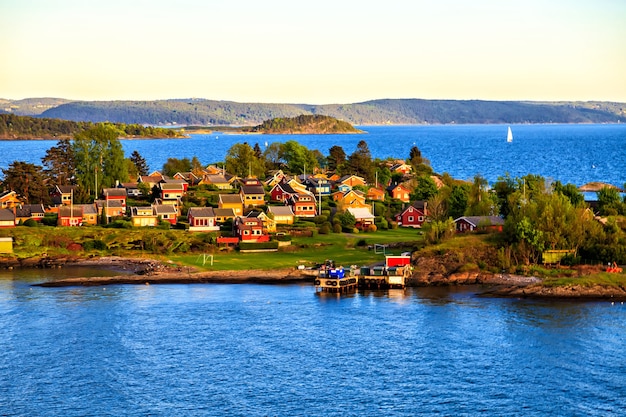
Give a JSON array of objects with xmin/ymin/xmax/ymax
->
[{"xmin": 1, "ymin": 0, "xmax": 625, "ymax": 103}]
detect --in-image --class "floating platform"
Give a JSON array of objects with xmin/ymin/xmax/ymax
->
[{"xmin": 315, "ymin": 257, "xmax": 412, "ymax": 293}]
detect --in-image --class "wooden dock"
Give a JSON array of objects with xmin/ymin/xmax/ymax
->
[{"xmin": 315, "ymin": 256, "xmax": 413, "ymax": 293}]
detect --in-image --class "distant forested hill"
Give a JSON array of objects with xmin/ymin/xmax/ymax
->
[
  {"xmin": 0, "ymin": 98, "xmax": 72, "ymax": 116},
  {"xmin": 2, "ymin": 97, "xmax": 624, "ymax": 125},
  {"xmin": 0, "ymin": 114, "xmax": 182, "ymax": 140}
]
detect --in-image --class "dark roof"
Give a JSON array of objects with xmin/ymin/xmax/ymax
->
[
  {"xmin": 409, "ymin": 201, "xmax": 426, "ymax": 210},
  {"xmin": 58, "ymin": 206, "xmax": 82, "ymax": 217},
  {"xmin": 275, "ymin": 182, "xmax": 297, "ymax": 194},
  {"xmin": 15, "ymin": 204, "xmax": 45, "ymax": 217},
  {"xmin": 240, "ymin": 184, "xmax": 265, "ymax": 195},
  {"xmin": 214, "ymin": 208, "xmax": 235, "ymax": 217},
  {"xmin": 455, "ymin": 216, "xmax": 504, "ymax": 227},
  {"xmin": 268, "ymin": 206, "xmax": 294, "ymax": 216},
  {"xmin": 103, "ymin": 188, "xmax": 127, "ymax": 197},
  {"xmin": 54, "ymin": 185, "xmax": 75, "ymax": 194},
  {"xmin": 78, "ymin": 204, "xmax": 98, "ymax": 215},
  {"xmin": 0, "ymin": 208, "xmax": 15, "ymax": 221},
  {"xmin": 154, "ymin": 205, "xmax": 178, "ymax": 215},
  {"xmin": 188, "ymin": 207, "xmax": 215, "ymax": 218},
  {"xmin": 0, "ymin": 190, "xmax": 16, "ymax": 200},
  {"xmin": 95, "ymin": 200, "xmax": 124, "ymax": 208},
  {"xmin": 219, "ymin": 194, "xmax": 243, "ymax": 204}
]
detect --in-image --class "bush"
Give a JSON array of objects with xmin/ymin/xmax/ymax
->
[
  {"xmin": 157, "ymin": 221, "xmax": 171, "ymax": 230},
  {"xmin": 367, "ymin": 224, "xmax": 378, "ymax": 233},
  {"xmin": 313, "ymin": 215, "xmax": 328, "ymax": 225},
  {"xmin": 42, "ymin": 215, "xmax": 58, "ymax": 227},
  {"xmin": 274, "ymin": 233, "xmax": 292, "ymax": 242},
  {"xmin": 239, "ymin": 241, "xmax": 280, "ymax": 251},
  {"xmin": 333, "ymin": 223, "xmax": 342, "ymax": 233},
  {"xmin": 83, "ymin": 239, "xmax": 108, "ymax": 251},
  {"xmin": 319, "ymin": 224, "xmax": 331, "ymax": 234},
  {"xmin": 356, "ymin": 238, "xmax": 367, "ymax": 247},
  {"xmin": 560, "ymin": 254, "xmax": 581, "ymax": 266},
  {"xmin": 352, "ymin": 228, "xmax": 359, "ymax": 234},
  {"xmin": 22, "ymin": 219, "xmax": 39, "ymax": 227},
  {"xmin": 105, "ymin": 220, "xmax": 133, "ymax": 229}
]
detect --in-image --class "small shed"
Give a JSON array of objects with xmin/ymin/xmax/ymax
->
[{"xmin": 0, "ymin": 237, "xmax": 13, "ymax": 253}]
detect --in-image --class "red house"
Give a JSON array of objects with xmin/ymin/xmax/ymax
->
[
  {"xmin": 57, "ymin": 206, "xmax": 83, "ymax": 227},
  {"xmin": 234, "ymin": 216, "xmax": 269, "ymax": 242},
  {"xmin": 395, "ymin": 201, "xmax": 428, "ymax": 228},
  {"xmin": 102, "ymin": 188, "xmax": 127, "ymax": 208},
  {"xmin": 288, "ymin": 193, "xmax": 316, "ymax": 217},
  {"xmin": 270, "ymin": 182, "xmax": 297, "ymax": 202}
]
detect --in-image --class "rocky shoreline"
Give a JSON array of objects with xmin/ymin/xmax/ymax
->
[{"xmin": 5, "ymin": 256, "xmax": 624, "ymax": 301}]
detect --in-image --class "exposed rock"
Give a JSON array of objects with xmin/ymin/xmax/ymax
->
[{"xmin": 484, "ymin": 283, "xmax": 626, "ymax": 300}]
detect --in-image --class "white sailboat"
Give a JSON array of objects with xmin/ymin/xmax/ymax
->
[{"xmin": 506, "ymin": 126, "xmax": 513, "ymax": 143}]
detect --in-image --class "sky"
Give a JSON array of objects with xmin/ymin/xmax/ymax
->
[{"xmin": 1, "ymin": 0, "xmax": 625, "ymax": 104}]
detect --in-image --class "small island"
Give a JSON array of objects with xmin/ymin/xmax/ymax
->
[{"xmin": 243, "ymin": 115, "xmax": 363, "ymax": 134}]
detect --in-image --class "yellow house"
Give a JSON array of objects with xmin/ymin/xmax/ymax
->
[
  {"xmin": 246, "ymin": 211, "xmax": 276, "ymax": 233},
  {"xmin": 131, "ymin": 206, "xmax": 158, "ymax": 227},
  {"xmin": 219, "ymin": 194, "xmax": 244, "ymax": 216},
  {"xmin": 0, "ymin": 191, "xmax": 21, "ymax": 209},
  {"xmin": 268, "ymin": 206, "xmax": 295, "ymax": 225},
  {"xmin": 239, "ymin": 178, "xmax": 266, "ymax": 208},
  {"xmin": 332, "ymin": 189, "xmax": 370, "ymax": 211}
]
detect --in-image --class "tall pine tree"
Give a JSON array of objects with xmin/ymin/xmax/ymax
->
[{"xmin": 130, "ymin": 150, "xmax": 149, "ymax": 177}]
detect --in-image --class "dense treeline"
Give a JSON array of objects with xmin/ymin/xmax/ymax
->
[
  {"xmin": 0, "ymin": 114, "xmax": 182, "ymax": 139},
  {"xmin": 7, "ymin": 98, "xmax": 621, "ymax": 126},
  {"xmin": 244, "ymin": 115, "xmax": 362, "ymax": 134}
]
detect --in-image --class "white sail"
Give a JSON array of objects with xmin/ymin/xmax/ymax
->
[{"xmin": 507, "ymin": 126, "xmax": 513, "ymax": 143}]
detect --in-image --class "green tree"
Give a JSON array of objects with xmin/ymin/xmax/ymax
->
[
  {"xmin": 410, "ymin": 175, "xmax": 438, "ymax": 201},
  {"xmin": 423, "ymin": 218, "xmax": 456, "ymax": 244},
  {"xmin": 493, "ymin": 173, "xmax": 517, "ymax": 217},
  {"xmin": 347, "ymin": 140, "xmax": 375, "ymax": 183},
  {"xmin": 327, "ymin": 145, "xmax": 346, "ymax": 173},
  {"xmin": 280, "ymin": 140, "xmax": 318, "ymax": 175},
  {"xmin": 253, "ymin": 143, "xmax": 263, "ymax": 159},
  {"xmin": 597, "ymin": 186, "xmax": 623, "ymax": 215},
  {"xmin": 552, "ymin": 181, "xmax": 584, "ymax": 207},
  {"xmin": 374, "ymin": 165, "xmax": 392, "ymax": 189},
  {"xmin": 137, "ymin": 182, "xmax": 151, "ymax": 199},
  {"xmin": 129, "ymin": 150, "xmax": 149, "ymax": 177},
  {"xmin": 447, "ymin": 183, "xmax": 470, "ymax": 219},
  {"xmin": 1, "ymin": 161, "xmax": 50, "ymax": 205},
  {"xmin": 162, "ymin": 157, "xmax": 192, "ymax": 177},
  {"xmin": 338, "ymin": 209, "xmax": 356, "ymax": 232},
  {"xmin": 41, "ymin": 139, "xmax": 75, "ymax": 186},
  {"xmin": 73, "ymin": 124, "xmax": 129, "ymax": 196},
  {"xmin": 225, "ymin": 142, "xmax": 265, "ymax": 178},
  {"xmin": 263, "ymin": 142, "xmax": 282, "ymax": 171},
  {"xmin": 408, "ymin": 145, "xmax": 432, "ymax": 176},
  {"xmin": 465, "ymin": 175, "xmax": 498, "ymax": 216}
]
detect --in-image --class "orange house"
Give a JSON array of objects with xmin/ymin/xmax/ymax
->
[{"xmin": 387, "ymin": 183, "xmax": 412, "ymax": 203}]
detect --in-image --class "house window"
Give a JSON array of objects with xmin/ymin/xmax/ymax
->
[
  {"xmin": 418, "ymin": 216, "xmax": 423, "ymax": 222},
  {"xmin": 408, "ymin": 216, "xmax": 414, "ymax": 222}
]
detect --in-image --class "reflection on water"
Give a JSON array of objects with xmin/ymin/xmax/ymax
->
[{"xmin": 1, "ymin": 281, "xmax": 625, "ymax": 416}]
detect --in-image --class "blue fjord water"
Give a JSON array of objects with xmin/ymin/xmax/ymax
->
[
  {"xmin": 0, "ymin": 124, "xmax": 624, "ymax": 187},
  {"xmin": 1, "ymin": 124, "xmax": 625, "ymax": 415},
  {"xmin": 1, "ymin": 280, "xmax": 625, "ymax": 416}
]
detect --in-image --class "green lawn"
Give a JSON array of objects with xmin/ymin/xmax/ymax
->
[
  {"xmin": 170, "ymin": 228, "xmax": 423, "ymax": 271},
  {"xmin": 542, "ymin": 272, "xmax": 626, "ymax": 287}
]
